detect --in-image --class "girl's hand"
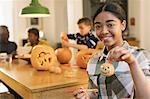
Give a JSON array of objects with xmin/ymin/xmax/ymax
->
[
  {"xmin": 107, "ymin": 46, "xmax": 136, "ymax": 66},
  {"xmin": 73, "ymin": 88, "xmax": 90, "ymax": 99}
]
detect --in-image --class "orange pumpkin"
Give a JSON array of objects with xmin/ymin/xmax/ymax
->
[
  {"xmin": 76, "ymin": 49, "xmax": 99, "ymax": 69},
  {"xmin": 55, "ymin": 48, "xmax": 72, "ymax": 64},
  {"xmin": 31, "ymin": 45, "xmax": 61, "ymax": 73}
]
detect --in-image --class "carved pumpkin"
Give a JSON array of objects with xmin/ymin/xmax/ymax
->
[
  {"xmin": 55, "ymin": 48, "xmax": 72, "ymax": 64},
  {"xmin": 76, "ymin": 49, "xmax": 98, "ymax": 69},
  {"xmin": 31, "ymin": 45, "xmax": 61, "ymax": 73},
  {"xmin": 100, "ymin": 63, "xmax": 115, "ymax": 77}
]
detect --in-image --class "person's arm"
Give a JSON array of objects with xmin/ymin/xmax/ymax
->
[
  {"xmin": 67, "ymin": 43, "xmax": 88, "ymax": 50},
  {"xmin": 108, "ymin": 46, "xmax": 150, "ymax": 98},
  {"xmin": 61, "ymin": 32, "xmax": 76, "ymax": 41},
  {"xmin": 61, "ymin": 39, "xmax": 88, "ymax": 50},
  {"xmin": 129, "ymin": 60, "xmax": 150, "ymax": 98},
  {"xmin": 61, "ymin": 32, "xmax": 88, "ymax": 50}
]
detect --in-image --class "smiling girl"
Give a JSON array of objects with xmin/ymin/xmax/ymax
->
[{"xmin": 73, "ymin": 2, "xmax": 150, "ymax": 99}]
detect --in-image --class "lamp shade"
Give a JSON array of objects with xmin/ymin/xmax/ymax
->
[{"xmin": 20, "ymin": 0, "xmax": 50, "ymax": 17}]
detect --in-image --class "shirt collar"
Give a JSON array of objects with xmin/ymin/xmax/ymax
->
[{"xmin": 101, "ymin": 41, "xmax": 131, "ymax": 58}]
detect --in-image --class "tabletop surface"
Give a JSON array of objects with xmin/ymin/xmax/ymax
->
[{"xmin": 0, "ymin": 60, "xmax": 88, "ymax": 93}]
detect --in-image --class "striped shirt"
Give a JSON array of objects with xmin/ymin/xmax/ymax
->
[
  {"xmin": 87, "ymin": 41, "xmax": 150, "ymax": 99},
  {"xmin": 67, "ymin": 32, "xmax": 99, "ymax": 49}
]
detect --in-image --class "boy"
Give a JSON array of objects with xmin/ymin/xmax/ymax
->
[{"xmin": 61, "ymin": 17, "xmax": 99, "ymax": 50}]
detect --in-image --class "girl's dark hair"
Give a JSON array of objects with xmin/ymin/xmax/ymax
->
[
  {"xmin": 93, "ymin": 2, "xmax": 126, "ymax": 23},
  {"xmin": 28, "ymin": 28, "xmax": 39, "ymax": 38}
]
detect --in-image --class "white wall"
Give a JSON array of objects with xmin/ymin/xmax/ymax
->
[
  {"xmin": 41, "ymin": 0, "xmax": 56, "ymax": 48},
  {"xmin": 140, "ymin": 0, "xmax": 150, "ymax": 50},
  {"xmin": 13, "ymin": 0, "xmax": 30, "ymax": 45},
  {"xmin": 67, "ymin": 0, "xmax": 83, "ymax": 33},
  {"xmin": 128, "ymin": 0, "xmax": 141, "ymax": 39},
  {"xmin": 0, "ymin": 0, "xmax": 14, "ymax": 41},
  {"xmin": 128, "ymin": 0, "xmax": 150, "ymax": 50},
  {"xmin": 54, "ymin": 0, "xmax": 68, "ymax": 43},
  {"xmin": 67, "ymin": 0, "xmax": 83, "ymax": 63}
]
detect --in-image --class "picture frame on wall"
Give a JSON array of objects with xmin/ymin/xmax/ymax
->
[
  {"xmin": 26, "ymin": 18, "xmax": 43, "ymax": 29},
  {"xmin": 30, "ymin": 18, "xmax": 39, "ymax": 25}
]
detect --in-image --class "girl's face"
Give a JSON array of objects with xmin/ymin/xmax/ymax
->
[
  {"xmin": 78, "ymin": 23, "xmax": 91, "ymax": 36},
  {"xmin": 94, "ymin": 12, "xmax": 126, "ymax": 50}
]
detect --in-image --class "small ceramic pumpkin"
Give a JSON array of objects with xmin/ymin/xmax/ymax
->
[
  {"xmin": 100, "ymin": 63, "xmax": 115, "ymax": 77},
  {"xmin": 55, "ymin": 48, "xmax": 72, "ymax": 64},
  {"xmin": 76, "ymin": 49, "xmax": 99, "ymax": 69},
  {"xmin": 31, "ymin": 45, "xmax": 61, "ymax": 73}
]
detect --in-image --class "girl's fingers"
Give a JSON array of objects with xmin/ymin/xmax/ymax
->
[
  {"xmin": 108, "ymin": 46, "xmax": 129, "ymax": 61},
  {"xmin": 73, "ymin": 88, "xmax": 84, "ymax": 97},
  {"xmin": 107, "ymin": 46, "xmax": 136, "ymax": 64},
  {"xmin": 121, "ymin": 53, "xmax": 130, "ymax": 60},
  {"xmin": 73, "ymin": 88, "xmax": 89, "ymax": 99},
  {"xmin": 76, "ymin": 92, "xmax": 85, "ymax": 99}
]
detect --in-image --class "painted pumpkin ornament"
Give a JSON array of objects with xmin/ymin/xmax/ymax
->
[
  {"xmin": 31, "ymin": 45, "xmax": 61, "ymax": 73},
  {"xmin": 55, "ymin": 48, "xmax": 72, "ymax": 64},
  {"xmin": 100, "ymin": 63, "xmax": 115, "ymax": 77}
]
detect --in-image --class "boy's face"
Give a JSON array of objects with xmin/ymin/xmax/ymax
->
[{"xmin": 78, "ymin": 23, "xmax": 91, "ymax": 36}]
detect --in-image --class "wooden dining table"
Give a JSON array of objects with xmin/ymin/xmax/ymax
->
[{"xmin": 0, "ymin": 59, "xmax": 88, "ymax": 99}]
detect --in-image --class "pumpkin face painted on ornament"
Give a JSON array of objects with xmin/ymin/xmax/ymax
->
[
  {"xmin": 100, "ymin": 63, "xmax": 115, "ymax": 77},
  {"xmin": 31, "ymin": 45, "xmax": 61, "ymax": 73},
  {"xmin": 55, "ymin": 48, "xmax": 72, "ymax": 64}
]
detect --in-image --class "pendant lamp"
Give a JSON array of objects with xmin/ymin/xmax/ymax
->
[{"xmin": 20, "ymin": 0, "xmax": 50, "ymax": 17}]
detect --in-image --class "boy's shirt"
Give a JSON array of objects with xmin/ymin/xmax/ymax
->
[{"xmin": 67, "ymin": 32, "xmax": 99, "ymax": 49}]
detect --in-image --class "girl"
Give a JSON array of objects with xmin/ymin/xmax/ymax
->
[{"xmin": 73, "ymin": 2, "xmax": 150, "ymax": 99}]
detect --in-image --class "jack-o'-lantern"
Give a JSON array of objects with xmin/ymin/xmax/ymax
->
[
  {"xmin": 100, "ymin": 63, "xmax": 115, "ymax": 77},
  {"xmin": 31, "ymin": 45, "xmax": 61, "ymax": 73},
  {"xmin": 76, "ymin": 49, "xmax": 99, "ymax": 69},
  {"xmin": 55, "ymin": 48, "xmax": 72, "ymax": 64}
]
